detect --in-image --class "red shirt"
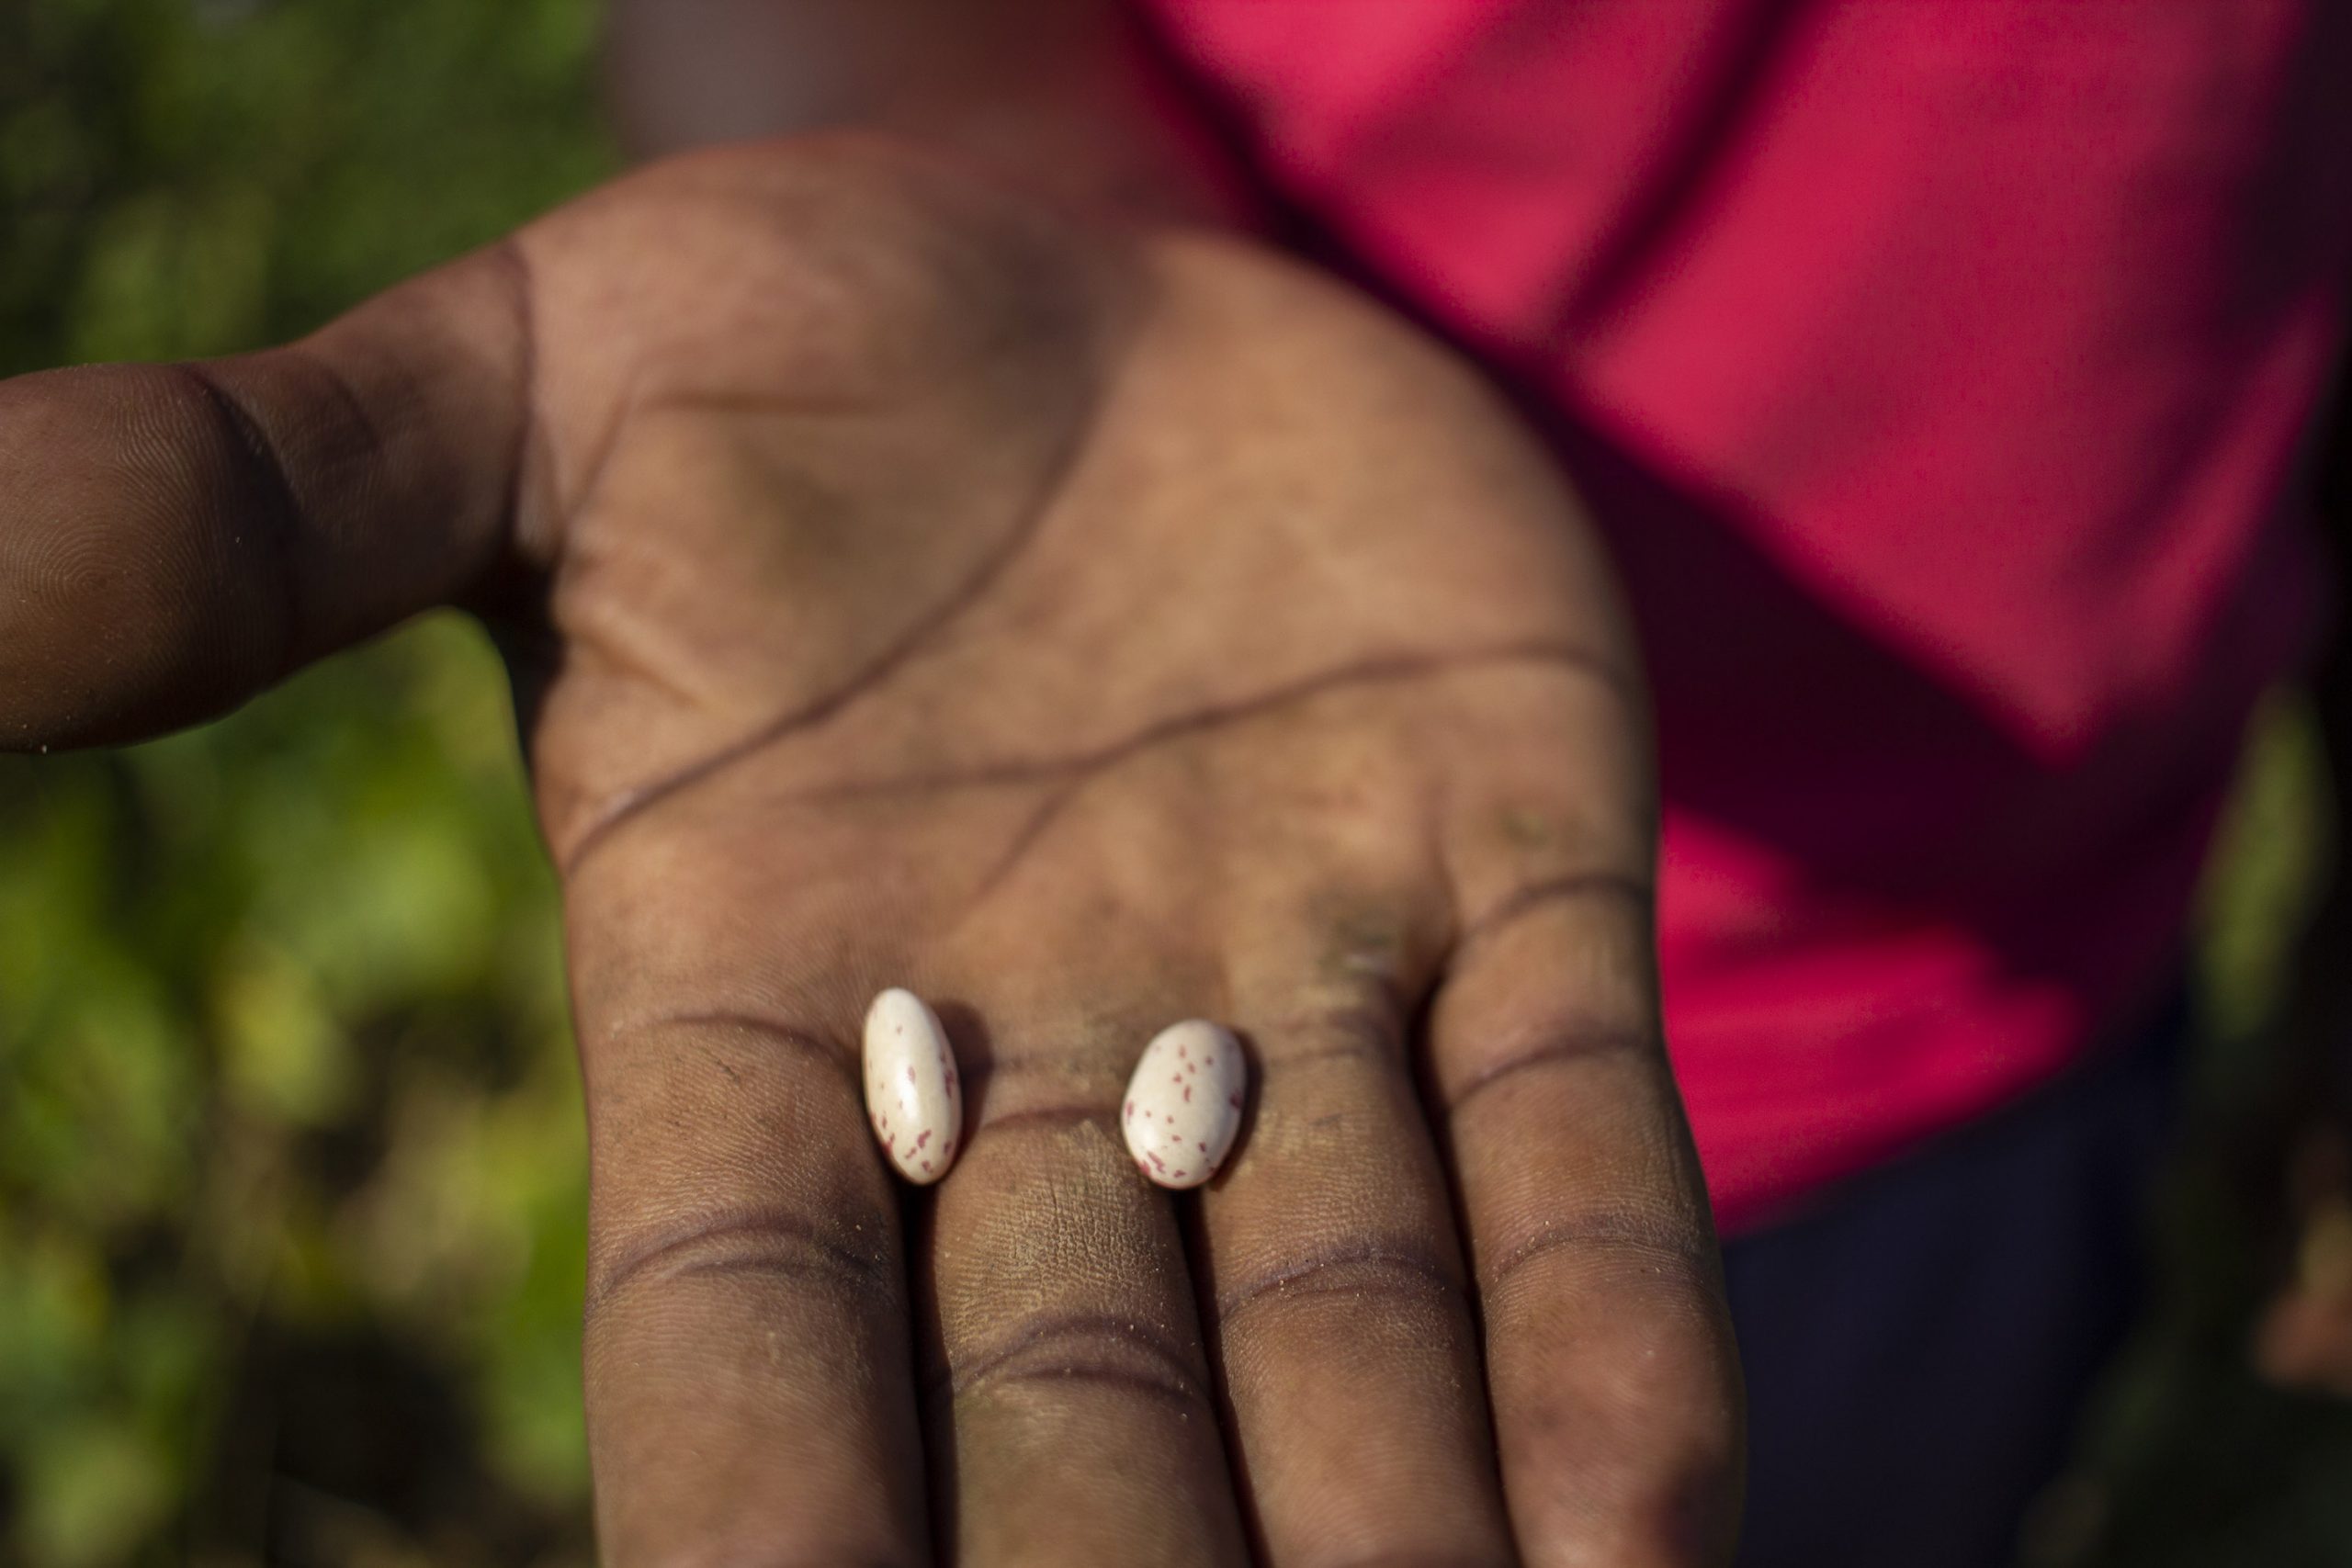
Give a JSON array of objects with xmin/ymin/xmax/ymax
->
[{"xmin": 1144, "ymin": 0, "xmax": 2352, "ymax": 1231}]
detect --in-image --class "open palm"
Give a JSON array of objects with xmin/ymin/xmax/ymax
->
[{"xmin": 0, "ymin": 139, "xmax": 1739, "ymax": 1565}]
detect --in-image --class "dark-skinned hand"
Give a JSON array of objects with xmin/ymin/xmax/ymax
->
[{"xmin": 0, "ymin": 137, "xmax": 1742, "ymax": 1566}]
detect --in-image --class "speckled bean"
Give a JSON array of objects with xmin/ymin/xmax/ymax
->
[
  {"xmin": 1122, "ymin": 1020, "xmax": 1247, "ymax": 1190},
  {"xmin": 863, "ymin": 988, "xmax": 962, "ymax": 1184}
]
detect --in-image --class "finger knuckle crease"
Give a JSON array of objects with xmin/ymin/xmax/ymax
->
[
  {"xmin": 1216, "ymin": 1239, "xmax": 1464, "ymax": 1323},
  {"xmin": 617, "ymin": 1010, "xmax": 855, "ymax": 1084},
  {"xmin": 942, "ymin": 1312, "xmax": 1208, "ymax": 1413},
  {"xmin": 586, "ymin": 1207, "xmax": 896, "ymax": 1320},
  {"xmin": 168, "ymin": 363, "xmax": 305, "ymax": 654},
  {"xmin": 1261, "ymin": 1001, "xmax": 1403, "ymax": 1078},
  {"xmin": 1445, "ymin": 1024, "xmax": 1651, "ymax": 1116},
  {"xmin": 1455, "ymin": 872, "xmax": 1653, "ymax": 959},
  {"xmin": 1480, "ymin": 1213, "xmax": 1712, "ymax": 1301}
]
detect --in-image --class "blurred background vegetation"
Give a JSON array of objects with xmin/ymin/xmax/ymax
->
[
  {"xmin": 0, "ymin": 2, "xmax": 2347, "ymax": 1564},
  {"xmin": 1, "ymin": 2, "xmax": 606, "ymax": 1563}
]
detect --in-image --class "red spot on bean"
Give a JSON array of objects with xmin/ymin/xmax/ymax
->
[
  {"xmin": 916, "ymin": 1130, "xmax": 932, "ymax": 1149},
  {"xmin": 1182, "ymin": 1086, "xmax": 1192, "ymax": 1102}
]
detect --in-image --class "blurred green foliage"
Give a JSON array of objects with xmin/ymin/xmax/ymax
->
[
  {"xmin": 4, "ymin": 2, "xmax": 2352, "ymax": 1565},
  {"xmin": 0, "ymin": 1, "xmax": 609, "ymax": 1562}
]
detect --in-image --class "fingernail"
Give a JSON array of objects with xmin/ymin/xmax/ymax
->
[
  {"xmin": 1122, "ymin": 1020, "xmax": 1247, "ymax": 1190},
  {"xmin": 864, "ymin": 988, "xmax": 962, "ymax": 1185}
]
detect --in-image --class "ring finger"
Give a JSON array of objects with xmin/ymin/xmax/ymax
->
[
  {"xmin": 915, "ymin": 965, "xmax": 1250, "ymax": 1566},
  {"xmin": 1195, "ymin": 897, "xmax": 1517, "ymax": 1564}
]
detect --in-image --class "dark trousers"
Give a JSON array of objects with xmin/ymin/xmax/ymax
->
[{"xmin": 1726, "ymin": 1004, "xmax": 2184, "ymax": 1568}]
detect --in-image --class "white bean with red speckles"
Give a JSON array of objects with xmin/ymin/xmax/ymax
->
[
  {"xmin": 1122, "ymin": 1020, "xmax": 1247, "ymax": 1189},
  {"xmin": 863, "ymin": 988, "xmax": 962, "ymax": 1184}
]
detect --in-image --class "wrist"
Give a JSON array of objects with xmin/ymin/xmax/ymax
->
[{"xmin": 604, "ymin": 0, "xmax": 1251, "ymax": 231}]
